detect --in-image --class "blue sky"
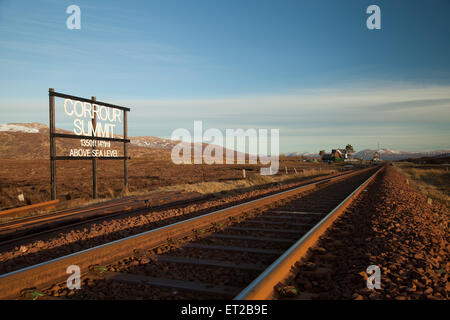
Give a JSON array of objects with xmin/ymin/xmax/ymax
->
[{"xmin": 1, "ymin": 0, "xmax": 449, "ymax": 153}]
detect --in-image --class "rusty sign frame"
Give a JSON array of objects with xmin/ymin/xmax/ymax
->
[{"xmin": 49, "ymin": 88, "xmax": 131, "ymax": 200}]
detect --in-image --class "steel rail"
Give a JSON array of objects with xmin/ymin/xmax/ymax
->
[
  {"xmin": 0, "ymin": 166, "xmax": 378, "ymax": 300},
  {"xmin": 0, "ymin": 193, "xmax": 209, "ymax": 248},
  {"xmin": 233, "ymin": 166, "xmax": 384, "ymax": 300},
  {"xmin": 0, "ymin": 200, "xmax": 60, "ymax": 218},
  {"xmin": 0, "ymin": 169, "xmax": 357, "ymax": 240}
]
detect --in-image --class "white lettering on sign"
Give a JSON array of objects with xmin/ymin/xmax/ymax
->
[
  {"xmin": 80, "ymin": 139, "xmax": 111, "ymax": 148},
  {"xmin": 63, "ymin": 98, "xmax": 123, "ymax": 158},
  {"xmin": 63, "ymin": 98, "xmax": 122, "ymax": 138},
  {"xmin": 68, "ymin": 140, "xmax": 119, "ymax": 158},
  {"xmin": 73, "ymin": 119, "xmax": 115, "ymax": 138}
]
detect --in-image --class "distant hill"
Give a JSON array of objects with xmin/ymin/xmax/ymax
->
[
  {"xmin": 283, "ymin": 152, "xmax": 319, "ymax": 158},
  {"xmin": 0, "ymin": 122, "xmax": 169, "ymax": 159},
  {"xmin": 283, "ymin": 147, "xmax": 450, "ymax": 161},
  {"xmin": 0, "ymin": 122, "xmax": 247, "ymax": 160},
  {"xmin": 403, "ymin": 155, "xmax": 450, "ymax": 164},
  {"xmin": 353, "ymin": 148, "xmax": 450, "ymax": 161}
]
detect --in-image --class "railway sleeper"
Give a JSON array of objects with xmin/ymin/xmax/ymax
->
[
  {"xmin": 241, "ymin": 220, "xmax": 316, "ymax": 227},
  {"xmin": 184, "ymin": 243, "xmax": 284, "ymax": 255},
  {"xmin": 226, "ymin": 226, "xmax": 304, "ymax": 234},
  {"xmin": 209, "ymin": 234, "xmax": 293, "ymax": 243},
  {"xmin": 269, "ymin": 210, "xmax": 327, "ymax": 216},
  {"xmin": 152, "ymin": 255, "xmax": 266, "ymax": 271},
  {"xmin": 103, "ymin": 272, "xmax": 240, "ymax": 297}
]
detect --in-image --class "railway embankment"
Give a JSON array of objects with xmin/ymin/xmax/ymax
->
[{"xmin": 278, "ymin": 166, "xmax": 448, "ymax": 300}]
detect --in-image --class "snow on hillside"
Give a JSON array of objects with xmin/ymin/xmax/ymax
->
[
  {"xmin": 284, "ymin": 148, "xmax": 450, "ymax": 160},
  {"xmin": 353, "ymin": 148, "xmax": 450, "ymax": 160},
  {"xmin": 0, "ymin": 124, "xmax": 39, "ymax": 133},
  {"xmin": 131, "ymin": 136, "xmax": 178, "ymax": 149},
  {"xmin": 0, "ymin": 122, "xmax": 50, "ymax": 133},
  {"xmin": 4, "ymin": 123, "xmax": 448, "ymax": 160},
  {"xmin": 284, "ymin": 152, "xmax": 319, "ymax": 157},
  {"xmin": 378, "ymin": 149, "xmax": 401, "ymax": 154}
]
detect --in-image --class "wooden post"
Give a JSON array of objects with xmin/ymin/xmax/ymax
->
[
  {"xmin": 123, "ymin": 110, "xmax": 128, "ymax": 190},
  {"xmin": 47, "ymin": 90, "xmax": 131, "ymax": 200},
  {"xmin": 49, "ymin": 88, "xmax": 56, "ymax": 200},
  {"xmin": 92, "ymin": 96, "xmax": 98, "ymax": 199}
]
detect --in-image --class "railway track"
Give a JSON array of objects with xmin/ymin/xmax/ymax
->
[
  {"xmin": 0, "ymin": 165, "xmax": 382, "ymax": 300},
  {"xmin": 0, "ymin": 191, "xmax": 210, "ymax": 248},
  {"xmin": 0, "ymin": 170, "xmax": 356, "ymax": 249}
]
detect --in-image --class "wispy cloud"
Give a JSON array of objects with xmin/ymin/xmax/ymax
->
[
  {"xmin": 125, "ymin": 84, "xmax": 450, "ymax": 124},
  {"xmin": 116, "ymin": 84, "xmax": 450, "ymax": 152},
  {"xmin": 1, "ymin": 84, "xmax": 449, "ymax": 152}
]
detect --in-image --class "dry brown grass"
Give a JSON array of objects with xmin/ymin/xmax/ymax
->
[
  {"xmin": 0, "ymin": 157, "xmax": 344, "ymax": 210},
  {"xmin": 155, "ymin": 168, "xmax": 337, "ymax": 195},
  {"xmin": 394, "ymin": 163, "xmax": 450, "ymax": 207},
  {"xmin": 0, "ymin": 168, "xmax": 337, "ymax": 223}
]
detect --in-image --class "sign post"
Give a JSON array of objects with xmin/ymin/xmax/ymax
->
[
  {"xmin": 48, "ymin": 88, "xmax": 131, "ymax": 200},
  {"xmin": 49, "ymin": 88, "xmax": 56, "ymax": 200},
  {"xmin": 124, "ymin": 110, "xmax": 128, "ymax": 190},
  {"xmin": 91, "ymin": 96, "xmax": 98, "ymax": 199}
]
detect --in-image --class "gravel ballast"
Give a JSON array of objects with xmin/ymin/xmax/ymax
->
[{"xmin": 279, "ymin": 166, "xmax": 448, "ymax": 300}]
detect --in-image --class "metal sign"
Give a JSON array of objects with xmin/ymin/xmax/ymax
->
[{"xmin": 49, "ymin": 88, "xmax": 131, "ymax": 200}]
